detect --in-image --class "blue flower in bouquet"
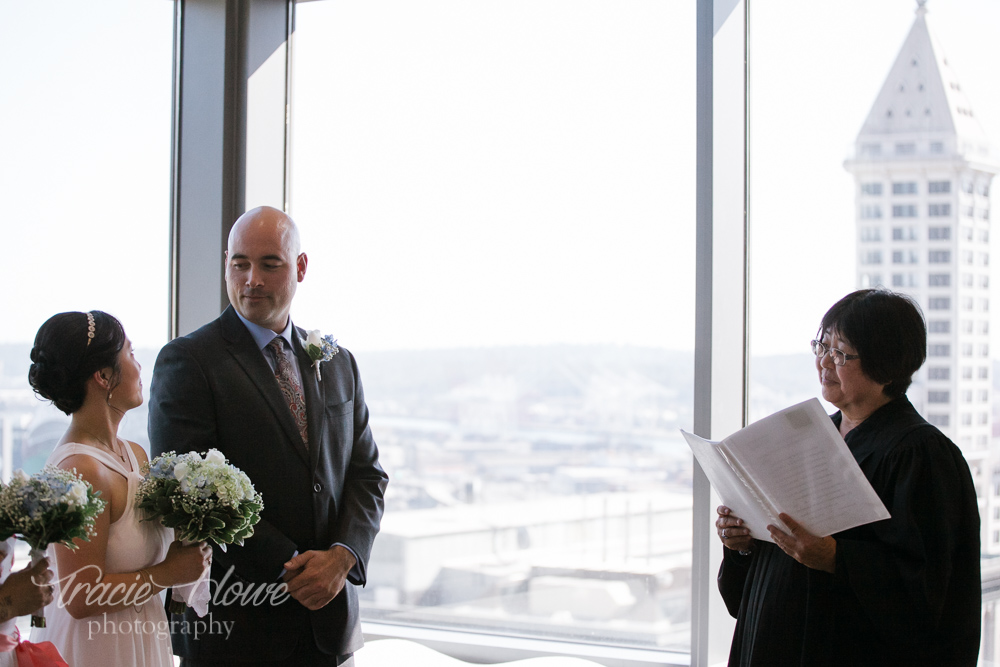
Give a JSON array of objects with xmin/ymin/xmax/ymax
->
[
  {"xmin": 299, "ymin": 329, "xmax": 339, "ymax": 381},
  {"xmin": 148, "ymin": 454, "xmax": 180, "ymax": 480},
  {"xmin": 23, "ymin": 497, "xmax": 40, "ymax": 520}
]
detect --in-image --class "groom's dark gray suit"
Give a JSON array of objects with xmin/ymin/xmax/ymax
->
[{"xmin": 148, "ymin": 305, "xmax": 388, "ymax": 663}]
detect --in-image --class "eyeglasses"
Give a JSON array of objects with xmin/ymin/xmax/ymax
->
[{"xmin": 810, "ymin": 339, "xmax": 860, "ymax": 366}]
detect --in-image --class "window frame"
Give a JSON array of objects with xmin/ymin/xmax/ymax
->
[{"xmin": 168, "ymin": 1, "xmax": 749, "ymax": 665}]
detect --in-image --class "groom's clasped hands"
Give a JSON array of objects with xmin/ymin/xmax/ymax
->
[{"xmin": 281, "ymin": 545, "xmax": 357, "ymax": 611}]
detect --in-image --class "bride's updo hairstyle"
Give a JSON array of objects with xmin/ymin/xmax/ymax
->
[{"xmin": 28, "ymin": 311, "xmax": 127, "ymax": 415}]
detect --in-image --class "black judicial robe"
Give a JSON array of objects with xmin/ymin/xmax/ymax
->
[{"xmin": 718, "ymin": 396, "xmax": 981, "ymax": 667}]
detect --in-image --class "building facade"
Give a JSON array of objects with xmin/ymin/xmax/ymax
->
[{"xmin": 844, "ymin": 1, "xmax": 998, "ymax": 551}]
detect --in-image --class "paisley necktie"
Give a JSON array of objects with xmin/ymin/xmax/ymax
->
[{"xmin": 268, "ymin": 337, "xmax": 308, "ymax": 448}]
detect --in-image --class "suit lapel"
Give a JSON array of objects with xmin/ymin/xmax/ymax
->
[
  {"xmin": 293, "ymin": 326, "xmax": 325, "ymax": 473},
  {"xmin": 221, "ymin": 308, "xmax": 310, "ymax": 467}
]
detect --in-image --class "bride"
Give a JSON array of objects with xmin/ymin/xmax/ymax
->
[{"xmin": 27, "ymin": 311, "xmax": 210, "ymax": 667}]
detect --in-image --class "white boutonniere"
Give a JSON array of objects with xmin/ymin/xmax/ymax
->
[{"xmin": 300, "ymin": 329, "xmax": 339, "ymax": 381}]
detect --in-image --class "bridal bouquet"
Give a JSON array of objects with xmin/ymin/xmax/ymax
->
[
  {"xmin": 136, "ymin": 449, "xmax": 263, "ymax": 615},
  {"xmin": 0, "ymin": 466, "xmax": 106, "ymax": 626}
]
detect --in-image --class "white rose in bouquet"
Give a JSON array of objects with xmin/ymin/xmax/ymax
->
[{"xmin": 205, "ymin": 449, "xmax": 226, "ymax": 465}]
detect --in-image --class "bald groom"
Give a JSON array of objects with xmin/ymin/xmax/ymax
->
[{"xmin": 149, "ymin": 206, "xmax": 388, "ymax": 666}]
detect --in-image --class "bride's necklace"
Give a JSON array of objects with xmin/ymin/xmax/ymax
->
[{"xmin": 80, "ymin": 430, "xmax": 129, "ymax": 468}]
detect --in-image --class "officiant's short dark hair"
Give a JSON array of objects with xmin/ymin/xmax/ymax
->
[
  {"xmin": 818, "ymin": 289, "xmax": 926, "ymax": 399},
  {"xmin": 29, "ymin": 311, "xmax": 127, "ymax": 415}
]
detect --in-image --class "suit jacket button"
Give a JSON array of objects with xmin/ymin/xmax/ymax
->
[{"xmin": 313, "ymin": 482, "xmax": 322, "ymax": 493}]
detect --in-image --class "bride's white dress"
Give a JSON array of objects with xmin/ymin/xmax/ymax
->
[{"xmin": 31, "ymin": 443, "xmax": 173, "ymax": 667}]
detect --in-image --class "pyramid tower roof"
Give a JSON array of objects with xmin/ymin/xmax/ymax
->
[{"xmin": 855, "ymin": 1, "xmax": 993, "ymax": 163}]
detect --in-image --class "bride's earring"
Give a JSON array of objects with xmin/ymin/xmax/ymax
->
[{"xmin": 101, "ymin": 373, "xmax": 114, "ymax": 404}]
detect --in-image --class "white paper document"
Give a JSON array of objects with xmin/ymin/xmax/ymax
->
[{"xmin": 682, "ymin": 398, "xmax": 890, "ymax": 543}]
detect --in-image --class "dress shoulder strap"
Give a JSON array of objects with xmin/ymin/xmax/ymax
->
[{"xmin": 47, "ymin": 443, "xmax": 130, "ymax": 477}]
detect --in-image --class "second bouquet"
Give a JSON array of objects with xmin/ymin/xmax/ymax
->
[
  {"xmin": 0, "ymin": 466, "xmax": 106, "ymax": 627},
  {"xmin": 135, "ymin": 449, "xmax": 263, "ymax": 616}
]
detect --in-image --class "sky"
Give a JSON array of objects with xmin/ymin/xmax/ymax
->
[
  {"xmin": 0, "ymin": 0, "xmax": 174, "ymax": 349},
  {"xmin": 290, "ymin": 0, "xmax": 693, "ymax": 352},
  {"xmin": 1, "ymin": 0, "xmax": 998, "ymax": 358},
  {"xmin": 749, "ymin": 0, "xmax": 1000, "ymax": 356}
]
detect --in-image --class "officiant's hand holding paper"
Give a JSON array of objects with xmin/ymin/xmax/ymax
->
[
  {"xmin": 716, "ymin": 506, "xmax": 753, "ymax": 553},
  {"xmin": 768, "ymin": 512, "xmax": 837, "ymax": 573}
]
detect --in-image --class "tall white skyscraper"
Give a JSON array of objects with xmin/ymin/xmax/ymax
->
[{"xmin": 844, "ymin": 1, "xmax": 998, "ymax": 551}]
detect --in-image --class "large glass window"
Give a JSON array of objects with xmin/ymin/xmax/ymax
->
[
  {"xmin": 750, "ymin": 1, "xmax": 1000, "ymax": 662},
  {"xmin": 289, "ymin": 0, "xmax": 696, "ymax": 653},
  {"xmin": 0, "ymin": 1, "xmax": 172, "ymax": 469}
]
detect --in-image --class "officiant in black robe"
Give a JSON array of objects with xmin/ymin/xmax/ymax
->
[{"xmin": 716, "ymin": 289, "xmax": 980, "ymax": 666}]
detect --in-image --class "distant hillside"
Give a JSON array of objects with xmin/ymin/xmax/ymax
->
[
  {"xmin": 5, "ymin": 342, "xmax": 983, "ymax": 408},
  {"xmin": 353, "ymin": 345, "xmax": 694, "ymax": 400}
]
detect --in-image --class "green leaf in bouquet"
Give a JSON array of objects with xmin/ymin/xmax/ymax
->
[
  {"xmin": 234, "ymin": 525, "xmax": 255, "ymax": 542},
  {"xmin": 204, "ymin": 516, "xmax": 226, "ymax": 530}
]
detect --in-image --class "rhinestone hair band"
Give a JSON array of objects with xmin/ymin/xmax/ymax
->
[{"xmin": 86, "ymin": 312, "xmax": 96, "ymax": 346}]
